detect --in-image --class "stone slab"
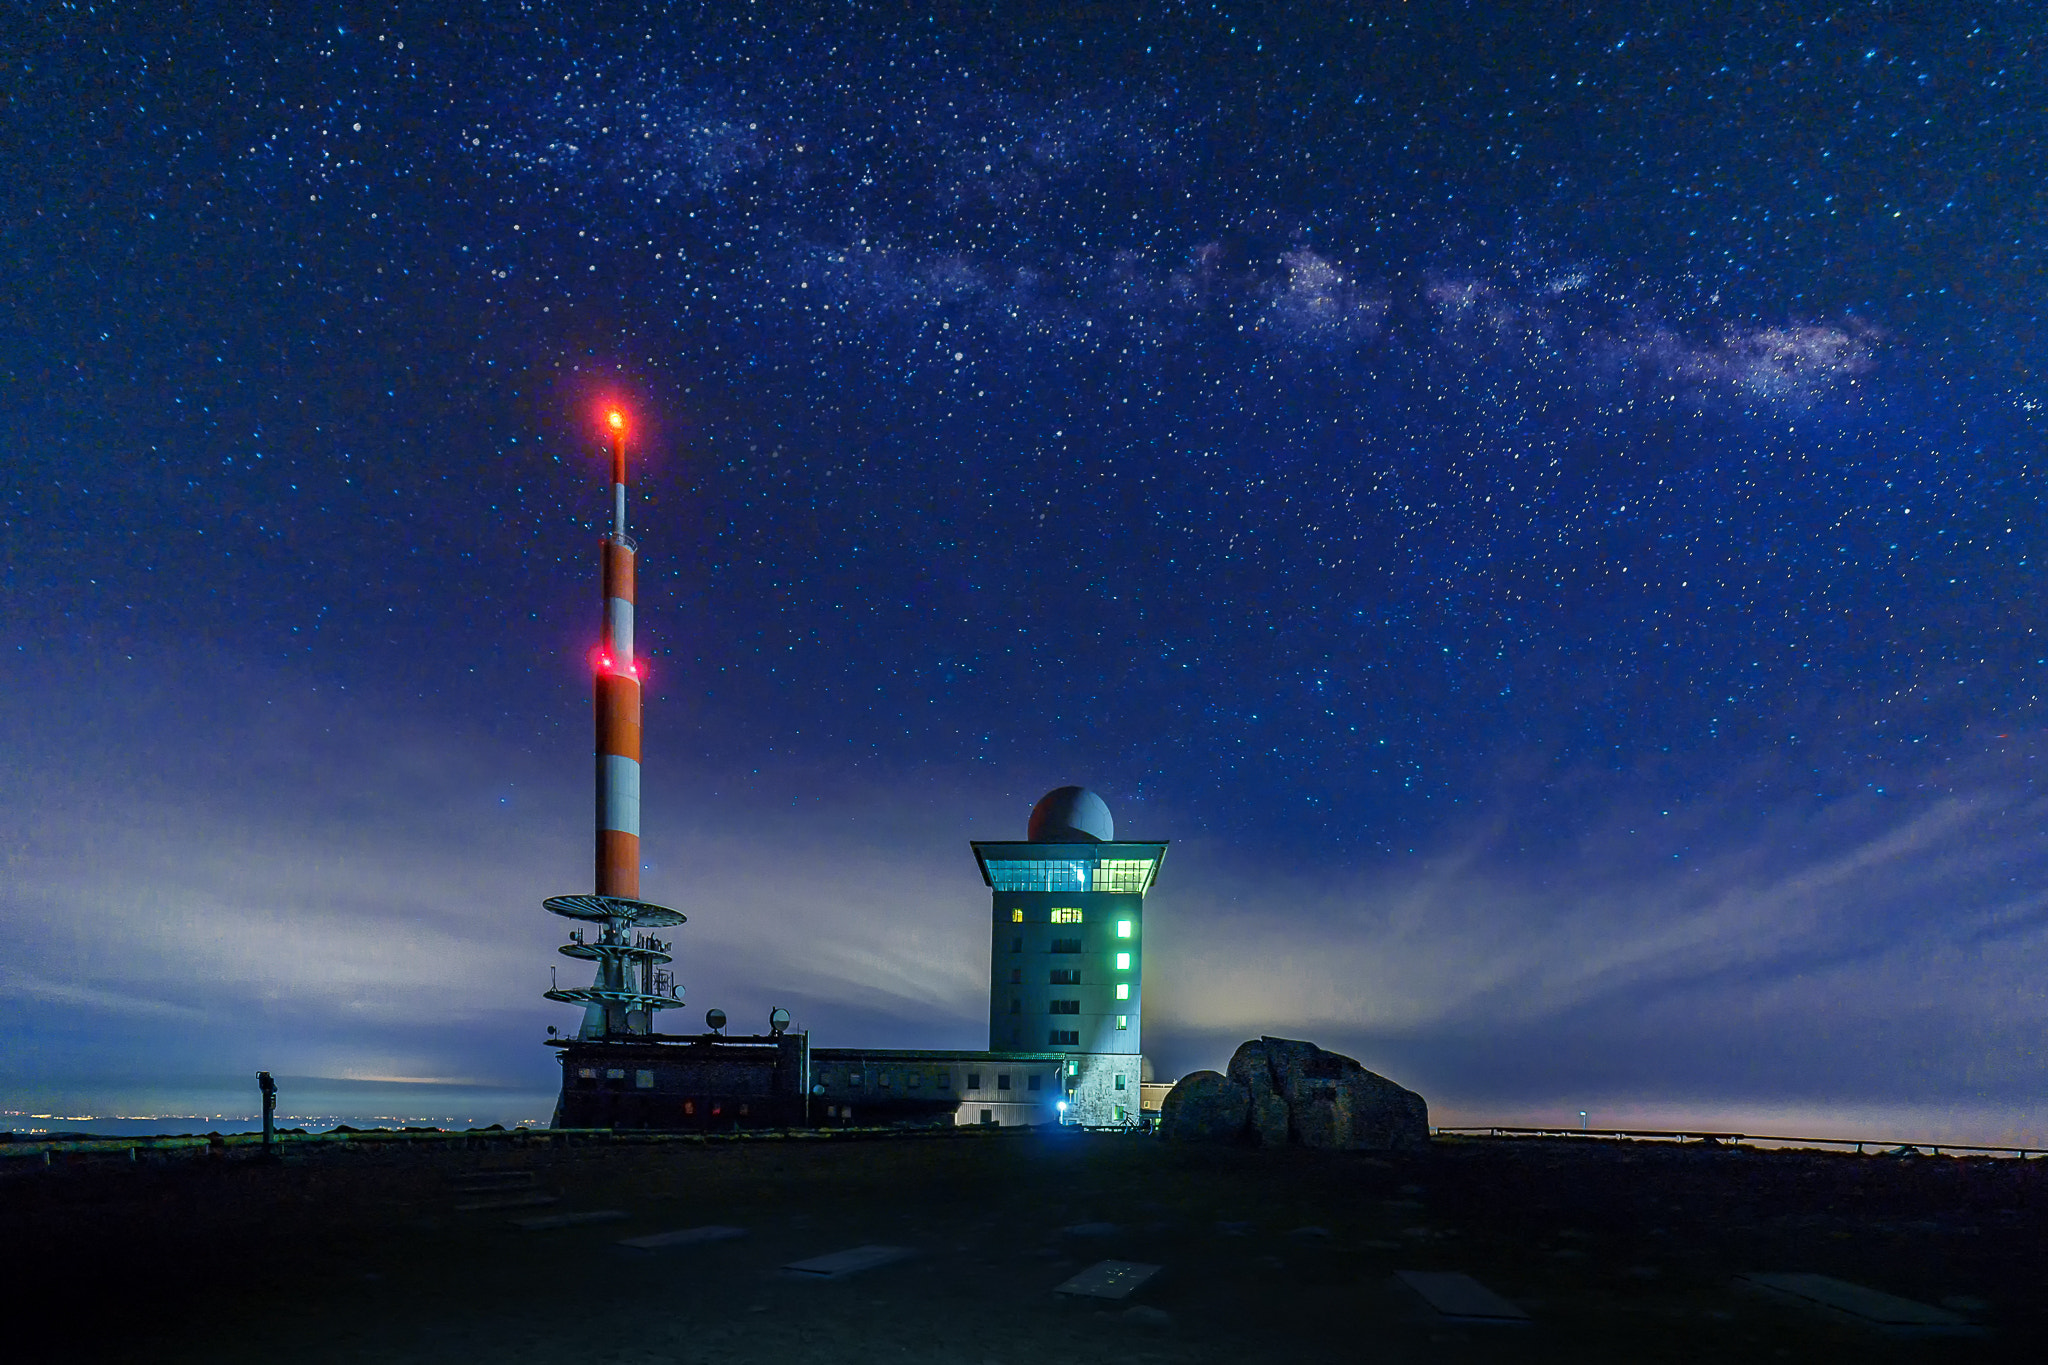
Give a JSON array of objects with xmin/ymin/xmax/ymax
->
[
  {"xmin": 1054, "ymin": 1259, "xmax": 1163, "ymax": 1300},
  {"xmin": 618, "ymin": 1224, "xmax": 749, "ymax": 1251},
  {"xmin": 783, "ymin": 1244, "xmax": 915, "ymax": 1278},
  {"xmin": 454, "ymin": 1193, "xmax": 558, "ymax": 1212},
  {"xmin": 1396, "ymin": 1270, "xmax": 1530, "ymax": 1324},
  {"xmin": 1738, "ymin": 1273, "xmax": 1975, "ymax": 1334},
  {"xmin": 450, "ymin": 1169, "xmax": 537, "ymax": 1189},
  {"xmin": 512, "ymin": 1209, "xmax": 628, "ymax": 1231}
]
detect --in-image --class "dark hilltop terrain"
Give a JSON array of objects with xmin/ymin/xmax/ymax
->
[{"xmin": 3, "ymin": 1128, "xmax": 2042, "ymax": 1362}]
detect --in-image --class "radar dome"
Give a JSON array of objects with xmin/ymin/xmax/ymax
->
[{"xmin": 1027, "ymin": 786, "xmax": 1114, "ymax": 843}]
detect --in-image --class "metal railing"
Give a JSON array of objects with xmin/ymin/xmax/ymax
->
[{"xmin": 1435, "ymin": 1124, "xmax": 2043, "ymax": 1159}]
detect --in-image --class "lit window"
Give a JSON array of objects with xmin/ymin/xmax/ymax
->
[
  {"xmin": 986, "ymin": 860, "xmax": 1092, "ymax": 891},
  {"xmin": 1117, "ymin": 920, "xmax": 1133, "ymax": 938},
  {"xmin": 1115, "ymin": 1014, "xmax": 1128, "ymax": 1030},
  {"xmin": 577, "ymin": 1068, "xmax": 596, "ymax": 1079},
  {"xmin": 1093, "ymin": 859, "xmax": 1154, "ymax": 893},
  {"xmin": 1114, "ymin": 1074, "xmax": 1127, "ymax": 1090},
  {"xmin": 1114, "ymin": 1104, "xmax": 1127, "ymax": 1123},
  {"xmin": 606, "ymin": 1068, "xmax": 625, "ymax": 1079},
  {"xmin": 1115, "ymin": 952, "xmax": 1131, "ymax": 970},
  {"xmin": 1115, "ymin": 983, "xmax": 1129, "ymax": 1000},
  {"xmin": 1067, "ymin": 1060, "xmax": 1079, "ymax": 1076},
  {"xmin": 1010, "ymin": 908, "xmax": 1024, "ymax": 922},
  {"xmin": 635, "ymin": 1070, "xmax": 655, "ymax": 1090},
  {"xmin": 1050, "ymin": 907, "xmax": 1083, "ymax": 924}
]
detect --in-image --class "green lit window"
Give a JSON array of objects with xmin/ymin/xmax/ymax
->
[
  {"xmin": 1010, "ymin": 908, "xmax": 1024, "ymax": 922},
  {"xmin": 1115, "ymin": 952, "xmax": 1131, "ymax": 970},
  {"xmin": 1066, "ymin": 1060, "xmax": 1079, "ymax": 1076},
  {"xmin": 1114, "ymin": 1104, "xmax": 1127, "ymax": 1123},
  {"xmin": 1115, "ymin": 1014, "xmax": 1128, "ymax": 1030},
  {"xmin": 1050, "ymin": 907, "xmax": 1083, "ymax": 924},
  {"xmin": 1116, "ymin": 920, "xmax": 1133, "ymax": 938},
  {"xmin": 1115, "ymin": 1074, "xmax": 1127, "ymax": 1090},
  {"xmin": 1115, "ymin": 983, "xmax": 1129, "ymax": 1000}
]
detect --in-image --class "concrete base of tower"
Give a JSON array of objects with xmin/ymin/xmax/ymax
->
[{"xmin": 1061, "ymin": 1053, "xmax": 1148, "ymax": 1127}]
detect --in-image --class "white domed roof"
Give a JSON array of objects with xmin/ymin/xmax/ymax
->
[{"xmin": 1027, "ymin": 786, "xmax": 1114, "ymax": 843}]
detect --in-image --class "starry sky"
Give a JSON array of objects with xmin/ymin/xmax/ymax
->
[{"xmin": 4, "ymin": 2, "xmax": 2046, "ymax": 1139}]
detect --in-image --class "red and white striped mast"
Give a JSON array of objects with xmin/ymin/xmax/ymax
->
[
  {"xmin": 596, "ymin": 408, "xmax": 641, "ymax": 900},
  {"xmin": 544, "ymin": 406, "xmax": 684, "ymax": 1042}
]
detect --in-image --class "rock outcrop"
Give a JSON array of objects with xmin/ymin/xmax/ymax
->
[
  {"xmin": 1157, "ymin": 1070, "xmax": 1250, "ymax": 1143},
  {"xmin": 1165, "ymin": 1037, "xmax": 1429, "ymax": 1152}
]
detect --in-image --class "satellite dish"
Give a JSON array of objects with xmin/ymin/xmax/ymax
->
[
  {"xmin": 706, "ymin": 1008, "xmax": 727, "ymax": 1034},
  {"xmin": 769, "ymin": 1007, "xmax": 791, "ymax": 1035}
]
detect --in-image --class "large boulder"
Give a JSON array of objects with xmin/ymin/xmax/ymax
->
[
  {"xmin": 1158, "ymin": 1070, "xmax": 1250, "ymax": 1143},
  {"xmin": 1227, "ymin": 1040, "xmax": 1292, "ymax": 1147},
  {"xmin": 1227, "ymin": 1036, "xmax": 1429, "ymax": 1153}
]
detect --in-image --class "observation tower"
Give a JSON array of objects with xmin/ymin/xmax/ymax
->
[{"xmin": 971, "ymin": 786, "xmax": 1166, "ymax": 1126}]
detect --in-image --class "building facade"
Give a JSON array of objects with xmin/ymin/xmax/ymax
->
[{"xmin": 810, "ymin": 1049, "xmax": 1066, "ymax": 1127}]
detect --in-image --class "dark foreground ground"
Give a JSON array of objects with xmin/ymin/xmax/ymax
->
[{"xmin": 4, "ymin": 1129, "xmax": 2042, "ymax": 1363}]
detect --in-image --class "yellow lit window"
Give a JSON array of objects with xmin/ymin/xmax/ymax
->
[
  {"xmin": 1115, "ymin": 952, "xmax": 1131, "ymax": 970},
  {"xmin": 1050, "ymin": 908, "xmax": 1083, "ymax": 924},
  {"xmin": 1115, "ymin": 983, "xmax": 1129, "ymax": 1000},
  {"xmin": 1116, "ymin": 920, "xmax": 1133, "ymax": 938},
  {"xmin": 1010, "ymin": 908, "xmax": 1024, "ymax": 922}
]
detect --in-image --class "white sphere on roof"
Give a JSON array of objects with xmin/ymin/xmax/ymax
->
[{"xmin": 1028, "ymin": 786, "xmax": 1114, "ymax": 843}]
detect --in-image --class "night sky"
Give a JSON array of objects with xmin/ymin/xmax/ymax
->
[{"xmin": 5, "ymin": 2, "xmax": 2045, "ymax": 1139}]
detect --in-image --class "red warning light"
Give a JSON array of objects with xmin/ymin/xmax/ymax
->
[{"xmin": 606, "ymin": 409, "xmax": 625, "ymax": 433}]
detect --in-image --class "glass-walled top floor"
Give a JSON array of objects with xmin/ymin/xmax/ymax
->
[{"xmin": 970, "ymin": 841, "xmax": 1167, "ymax": 894}]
